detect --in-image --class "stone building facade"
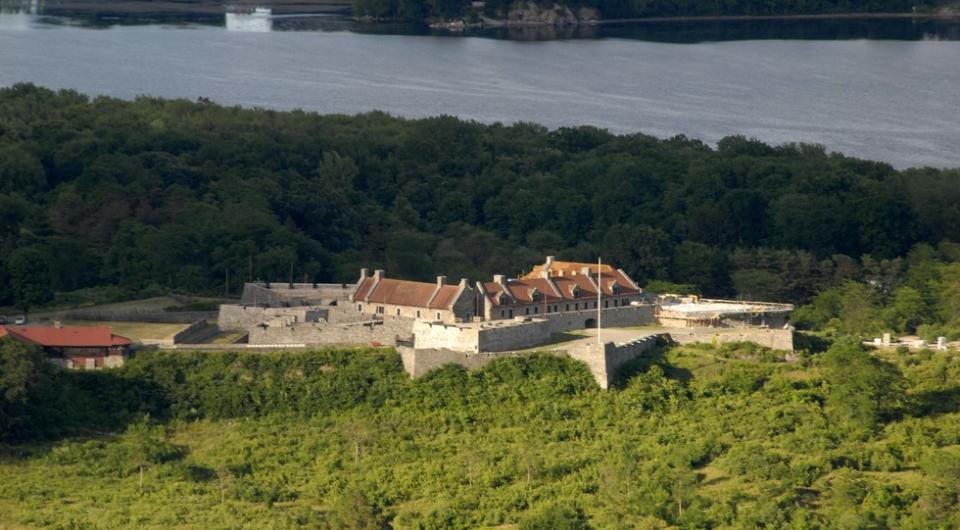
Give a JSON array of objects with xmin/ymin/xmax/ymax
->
[
  {"xmin": 350, "ymin": 269, "xmax": 477, "ymax": 324},
  {"xmin": 477, "ymin": 257, "xmax": 647, "ymax": 321}
]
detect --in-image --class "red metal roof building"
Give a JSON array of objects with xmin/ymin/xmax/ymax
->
[{"xmin": 0, "ymin": 325, "xmax": 133, "ymax": 370}]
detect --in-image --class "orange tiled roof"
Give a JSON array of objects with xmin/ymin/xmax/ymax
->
[
  {"xmin": 483, "ymin": 270, "xmax": 639, "ymax": 307},
  {"xmin": 523, "ymin": 260, "xmax": 616, "ymax": 280}
]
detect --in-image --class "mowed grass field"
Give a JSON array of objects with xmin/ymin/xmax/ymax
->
[{"xmin": 61, "ymin": 321, "xmax": 192, "ymax": 342}]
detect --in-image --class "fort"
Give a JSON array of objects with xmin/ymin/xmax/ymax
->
[{"xmin": 218, "ymin": 256, "xmax": 794, "ymax": 387}]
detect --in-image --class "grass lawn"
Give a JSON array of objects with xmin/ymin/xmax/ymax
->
[
  {"xmin": 205, "ymin": 329, "xmax": 248, "ymax": 344},
  {"xmin": 62, "ymin": 321, "xmax": 190, "ymax": 342}
]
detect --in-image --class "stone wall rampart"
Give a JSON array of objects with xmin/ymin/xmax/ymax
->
[
  {"xmin": 218, "ymin": 305, "xmax": 325, "ymax": 331},
  {"xmin": 249, "ymin": 316, "xmax": 414, "ymax": 346},
  {"xmin": 567, "ymin": 335, "xmax": 662, "ymax": 389},
  {"xmin": 665, "ymin": 327, "xmax": 793, "ymax": 351}
]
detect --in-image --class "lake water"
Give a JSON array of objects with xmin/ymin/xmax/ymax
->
[{"xmin": 1, "ymin": 7, "xmax": 959, "ymax": 169}]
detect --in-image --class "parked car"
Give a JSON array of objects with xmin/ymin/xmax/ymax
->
[{"xmin": 14, "ymin": 316, "xmax": 26, "ymax": 325}]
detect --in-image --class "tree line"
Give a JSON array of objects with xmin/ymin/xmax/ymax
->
[
  {"xmin": 0, "ymin": 84, "xmax": 959, "ymax": 321},
  {"xmin": 353, "ymin": 0, "xmax": 940, "ymax": 21}
]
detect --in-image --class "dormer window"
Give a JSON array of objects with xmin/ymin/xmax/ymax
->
[
  {"xmin": 497, "ymin": 292, "xmax": 509, "ymax": 305},
  {"xmin": 572, "ymin": 285, "xmax": 582, "ymax": 299},
  {"xmin": 530, "ymin": 288, "xmax": 542, "ymax": 302},
  {"xmin": 611, "ymin": 282, "xmax": 622, "ymax": 295}
]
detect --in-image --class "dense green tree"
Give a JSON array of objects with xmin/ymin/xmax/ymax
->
[
  {"xmin": 519, "ymin": 503, "xmax": 592, "ymax": 530},
  {"xmin": 121, "ymin": 416, "xmax": 183, "ymax": 492},
  {"xmin": 0, "ymin": 144, "xmax": 46, "ymax": 196},
  {"xmin": 0, "ymin": 338, "xmax": 49, "ymax": 435},
  {"xmin": 7, "ymin": 248, "xmax": 54, "ymax": 319},
  {"xmin": 914, "ymin": 449, "xmax": 960, "ymax": 522},
  {"xmin": 836, "ymin": 281, "xmax": 884, "ymax": 337},
  {"xmin": 327, "ymin": 484, "xmax": 389, "ymax": 530},
  {"xmin": 0, "ymin": 84, "xmax": 959, "ymax": 319},
  {"xmin": 884, "ymin": 286, "xmax": 929, "ymax": 333},
  {"xmin": 672, "ymin": 241, "xmax": 729, "ymax": 296},
  {"xmin": 821, "ymin": 339, "xmax": 906, "ymax": 432}
]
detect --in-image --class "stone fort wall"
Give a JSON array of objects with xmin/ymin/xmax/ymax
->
[
  {"xmin": 567, "ymin": 335, "xmax": 662, "ymax": 389},
  {"xmin": 411, "ymin": 305, "xmax": 656, "ymax": 354},
  {"xmin": 249, "ymin": 316, "xmax": 414, "ymax": 346},
  {"xmin": 541, "ymin": 304, "xmax": 655, "ymax": 334},
  {"xmin": 400, "ymin": 334, "xmax": 664, "ymax": 388},
  {"xmin": 412, "ymin": 319, "xmax": 553, "ymax": 353},
  {"xmin": 665, "ymin": 327, "xmax": 794, "ymax": 351}
]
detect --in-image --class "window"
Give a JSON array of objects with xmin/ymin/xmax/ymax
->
[
  {"xmin": 377, "ymin": 306, "xmax": 384, "ymax": 314},
  {"xmin": 565, "ymin": 304, "xmax": 570, "ymax": 311},
  {"xmin": 396, "ymin": 308, "xmax": 401, "ymax": 316},
  {"xmin": 604, "ymin": 300, "xmax": 609, "ymax": 308},
  {"xmin": 509, "ymin": 309, "xmax": 514, "ymax": 318},
  {"xmin": 436, "ymin": 312, "xmax": 441, "ymax": 320},
  {"xmin": 417, "ymin": 310, "xmax": 421, "ymax": 318},
  {"xmin": 500, "ymin": 310, "xmax": 505, "ymax": 318},
  {"xmin": 525, "ymin": 308, "xmax": 530, "ymax": 315},
  {"xmin": 534, "ymin": 306, "xmax": 539, "ymax": 314},
  {"xmin": 614, "ymin": 299, "xmax": 618, "ymax": 307},
  {"xmin": 622, "ymin": 298, "xmax": 628, "ymax": 305},
  {"xmin": 593, "ymin": 301, "xmax": 597, "ymax": 308},
  {"xmin": 357, "ymin": 304, "xmax": 362, "ymax": 312}
]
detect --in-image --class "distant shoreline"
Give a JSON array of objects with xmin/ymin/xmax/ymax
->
[
  {"xmin": 36, "ymin": 0, "xmax": 352, "ymax": 16},
  {"xmin": 446, "ymin": 11, "xmax": 960, "ymax": 30},
  {"xmin": 29, "ymin": 1, "xmax": 959, "ymax": 22},
  {"xmin": 589, "ymin": 12, "xmax": 960, "ymax": 26}
]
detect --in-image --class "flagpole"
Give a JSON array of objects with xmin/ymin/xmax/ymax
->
[{"xmin": 597, "ymin": 257, "xmax": 602, "ymax": 345}]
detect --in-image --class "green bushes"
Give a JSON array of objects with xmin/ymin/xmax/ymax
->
[{"xmin": 3, "ymin": 344, "xmax": 960, "ymax": 528}]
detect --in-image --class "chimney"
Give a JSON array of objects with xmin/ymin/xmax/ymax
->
[
  {"xmin": 545, "ymin": 255, "xmax": 555, "ymax": 267},
  {"xmin": 437, "ymin": 275, "xmax": 447, "ymax": 287},
  {"xmin": 540, "ymin": 269, "xmax": 550, "ymax": 279},
  {"xmin": 374, "ymin": 269, "xmax": 385, "ymax": 281},
  {"xmin": 458, "ymin": 278, "xmax": 468, "ymax": 288},
  {"xmin": 359, "ymin": 268, "xmax": 369, "ymax": 279},
  {"xmin": 54, "ymin": 321, "xmax": 62, "ymax": 329},
  {"xmin": 580, "ymin": 266, "xmax": 592, "ymax": 277},
  {"xmin": 493, "ymin": 274, "xmax": 506, "ymax": 286}
]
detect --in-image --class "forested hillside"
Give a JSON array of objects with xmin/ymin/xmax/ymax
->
[
  {"xmin": 3, "ymin": 339, "xmax": 960, "ymax": 528},
  {"xmin": 1, "ymin": 84, "xmax": 959, "ymax": 331},
  {"xmin": 353, "ymin": 0, "xmax": 941, "ymax": 21}
]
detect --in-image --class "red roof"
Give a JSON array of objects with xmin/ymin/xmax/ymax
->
[
  {"xmin": 353, "ymin": 277, "xmax": 376, "ymax": 301},
  {"xmin": 483, "ymin": 269, "xmax": 640, "ymax": 307},
  {"xmin": 0, "ymin": 325, "xmax": 132, "ymax": 348},
  {"xmin": 354, "ymin": 277, "xmax": 463, "ymax": 310},
  {"xmin": 524, "ymin": 260, "xmax": 618, "ymax": 279}
]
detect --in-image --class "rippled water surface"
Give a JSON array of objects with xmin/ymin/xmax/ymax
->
[{"xmin": 1, "ymin": 8, "xmax": 959, "ymax": 168}]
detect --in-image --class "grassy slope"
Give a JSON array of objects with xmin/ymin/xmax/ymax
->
[{"xmin": 0, "ymin": 345, "xmax": 958, "ymax": 528}]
